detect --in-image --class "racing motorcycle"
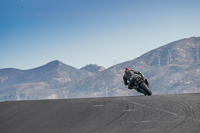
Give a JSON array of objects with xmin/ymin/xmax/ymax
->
[{"xmin": 132, "ymin": 74, "xmax": 152, "ymax": 96}]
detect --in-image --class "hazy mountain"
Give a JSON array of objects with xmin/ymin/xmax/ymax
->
[
  {"xmin": 67, "ymin": 37, "xmax": 200, "ymax": 97},
  {"xmin": 80, "ymin": 64, "xmax": 105, "ymax": 73},
  {"xmin": 0, "ymin": 60, "xmax": 92, "ymax": 85},
  {"xmin": 0, "ymin": 60, "xmax": 93, "ymax": 100},
  {"xmin": 1, "ymin": 37, "xmax": 200, "ymax": 101}
]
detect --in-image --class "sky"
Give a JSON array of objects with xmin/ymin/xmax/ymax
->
[{"xmin": 1, "ymin": 0, "xmax": 200, "ymax": 70}]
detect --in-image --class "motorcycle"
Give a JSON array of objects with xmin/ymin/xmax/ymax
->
[{"xmin": 132, "ymin": 74, "xmax": 152, "ymax": 96}]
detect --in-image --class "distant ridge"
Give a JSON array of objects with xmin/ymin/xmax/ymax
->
[
  {"xmin": 70, "ymin": 37, "xmax": 200, "ymax": 97},
  {"xmin": 0, "ymin": 60, "xmax": 93, "ymax": 101}
]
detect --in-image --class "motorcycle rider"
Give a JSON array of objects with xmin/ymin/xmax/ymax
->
[{"xmin": 123, "ymin": 67, "xmax": 149, "ymax": 92}]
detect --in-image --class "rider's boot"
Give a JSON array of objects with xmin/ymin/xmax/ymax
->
[{"xmin": 128, "ymin": 85, "xmax": 134, "ymax": 89}]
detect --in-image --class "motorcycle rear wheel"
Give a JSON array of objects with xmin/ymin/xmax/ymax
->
[{"xmin": 140, "ymin": 82, "xmax": 152, "ymax": 96}]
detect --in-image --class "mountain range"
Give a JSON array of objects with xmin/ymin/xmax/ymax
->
[{"xmin": 0, "ymin": 37, "xmax": 200, "ymax": 101}]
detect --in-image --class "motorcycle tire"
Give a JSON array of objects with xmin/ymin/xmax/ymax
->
[{"xmin": 140, "ymin": 82, "xmax": 152, "ymax": 96}]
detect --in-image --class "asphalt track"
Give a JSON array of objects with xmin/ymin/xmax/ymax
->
[{"xmin": 0, "ymin": 93, "xmax": 200, "ymax": 133}]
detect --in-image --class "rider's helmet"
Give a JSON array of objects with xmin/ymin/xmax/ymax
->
[{"xmin": 125, "ymin": 67, "xmax": 130, "ymax": 71}]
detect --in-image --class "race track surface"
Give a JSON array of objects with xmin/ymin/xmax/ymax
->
[{"xmin": 0, "ymin": 93, "xmax": 200, "ymax": 133}]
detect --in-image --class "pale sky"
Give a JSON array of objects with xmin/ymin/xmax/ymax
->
[{"xmin": 1, "ymin": 0, "xmax": 200, "ymax": 69}]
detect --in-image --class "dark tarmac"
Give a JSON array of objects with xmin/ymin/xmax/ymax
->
[{"xmin": 0, "ymin": 93, "xmax": 200, "ymax": 133}]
